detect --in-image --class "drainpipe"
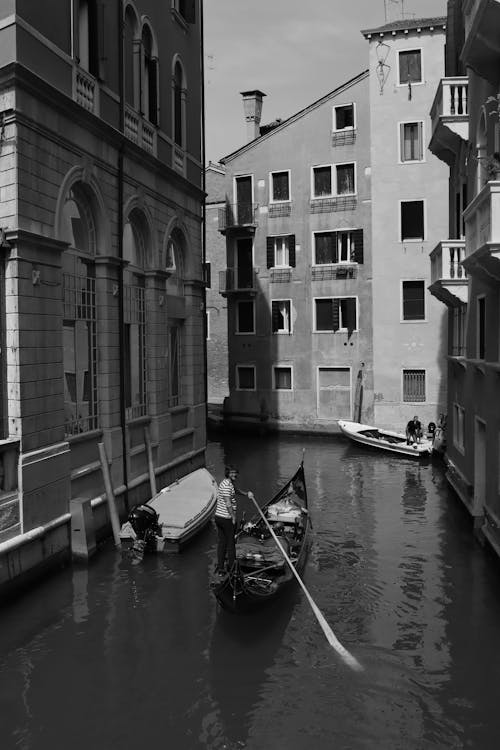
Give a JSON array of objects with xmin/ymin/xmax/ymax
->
[
  {"xmin": 117, "ymin": 0, "xmax": 128, "ymax": 505},
  {"xmin": 200, "ymin": 0, "xmax": 208, "ymax": 423}
]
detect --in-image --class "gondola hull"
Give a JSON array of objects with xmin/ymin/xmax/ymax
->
[{"xmin": 211, "ymin": 463, "xmax": 311, "ymax": 614}]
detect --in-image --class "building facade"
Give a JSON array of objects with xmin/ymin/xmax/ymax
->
[
  {"xmin": 429, "ymin": 0, "xmax": 500, "ymax": 557},
  {"xmin": 216, "ymin": 73, "xmax": 374, "ymax": 431},
  {"xmin": 0, "ymin": 0, "xmax": 206, "ymax": 592},
  {"xmin": 362, "ymin": 17, "xmax": 449, "ymax": 432}
]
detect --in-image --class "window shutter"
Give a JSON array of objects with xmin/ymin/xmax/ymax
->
[
  {"xmin": 288, "ymin": 235, "xmax": 296, "ymax": 267},
  {"xmin": 344, "ymin": 298, "xmax": 357, "ymax": 336},
  {"xmin": 271, "ymin": 302, "xmax": 280, "ymax": 333},
  {"xmin": 266, "ymin": 237, "xmax": 274, "ymax": 269},
  {"xmin": 332, "ymin": 299, "xmax": 340, "ymax": 332},
  {"xmin": 184, "ymin": 0, "xmax": 196, "ymax": 23},
  {"xmin": 351, "ymin": 229, "xmax": 364, "ymax": 263}
]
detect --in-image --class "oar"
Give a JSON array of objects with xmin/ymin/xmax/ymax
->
[{"xmin": 248, "ymin": 494, "xmax": 363, "ymax": 673}]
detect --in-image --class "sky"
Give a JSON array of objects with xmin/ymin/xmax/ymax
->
[{"xmin": 203, "ymin": 0, "xmax": 447, "ymax": 163}]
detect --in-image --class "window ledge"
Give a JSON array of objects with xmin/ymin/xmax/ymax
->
[
  {"xmin": 67, "ymin": 428, "xmax": 103, "ymax": 445},
  {"xmin": 126, "ymin": 415, "xmax": 151, "ymax": 428},
  {"xmin": 469, "ymin": 358, "xmax": 486, "ymax": 374}
]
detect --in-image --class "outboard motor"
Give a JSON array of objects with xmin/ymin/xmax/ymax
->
[{"xmin": 127, "ymin": 504, "xmax": 161, "ymax": 545}]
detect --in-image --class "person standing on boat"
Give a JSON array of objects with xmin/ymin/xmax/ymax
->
[
  {"xmin": 406, "ymin": 415, "xmax": 422, "ymax": 445},
  {"xmin": 214, "ymin": 466, "xmax": 254, "ymax": 575}
]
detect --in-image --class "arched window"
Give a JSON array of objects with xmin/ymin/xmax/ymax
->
[
  {"xmin": 124, "ymin": 5, "xmax": 140, "ymax": 109},
  {"xmin": 62, "ymin": 184, "xmax": 98, "ymax": 435},
  {"xmin": 77, "ymin": 0, "xmax": 99, "ymax": 77},
  {"xmin": 142, "ymin": 25, "xmax": 158, "ymax": 125},
  {"xmin": 173, "ymin": 60, "xmax": 185, "ymax": 147},
  {"xmin": 123, "ymin": 211, "xmax": 148, "ymax": 420},
  {"xmin": 166, "ymin": 228, "xmax": 186, "ymax": 407}
]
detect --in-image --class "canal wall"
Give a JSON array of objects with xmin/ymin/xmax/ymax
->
[{"xmin": 0, "ymin": 449, "xmax": 205, "ymax": 600}]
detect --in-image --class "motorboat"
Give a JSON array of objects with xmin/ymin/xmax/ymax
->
[{"xmin": 338, "ymin": 419, "xmax": 433, "ymax": 458}]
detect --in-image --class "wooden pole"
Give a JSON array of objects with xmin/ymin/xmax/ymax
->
[
  {"xmin": 98, "ymin": 441, "xmax": 121, "ymax": 548},
  {"xmin": 248, "ymin": 495, "xmax": 363, "ymax": 673},
  {"xmin": 144, "ymin": 426, "xmax": 157, "ymax": 498}
]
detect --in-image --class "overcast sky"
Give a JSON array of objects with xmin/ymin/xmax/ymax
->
[{"xmin": 203, "ymin": 0, "xmax": 447, "ymax": 163}]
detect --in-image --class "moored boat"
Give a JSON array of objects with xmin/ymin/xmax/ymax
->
[
  {"xmin": 211, "ymin": 461, "xmax": 311, "ymax": 613},
  {"xmin": 338, "ymin": 419, "xmax": 433, "ymax": 458},
  {"xmin": 119, "ymin": 467, "xmax": 218, "ymax": 558}
]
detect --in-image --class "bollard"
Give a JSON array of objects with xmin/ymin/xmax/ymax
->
[{"xmin": 70, "ymin": 497, "xmax": 96, "ymax": 561}]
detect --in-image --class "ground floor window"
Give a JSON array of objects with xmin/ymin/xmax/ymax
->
[
  {"xmin": 402, "ymin": 369, "xmax": 425, "ymax": 402},
  {"xmin": 236, "ymin": 365, "xmax": 255, "ymax": 391},
  {"xmin": 273, "ymin": 366, "xmax": 292, "ymax": 390}
]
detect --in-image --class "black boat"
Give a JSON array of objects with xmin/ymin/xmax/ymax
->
[{"xmin": 211, "ymin": 461, "xmax": 311, "ymax": 613}]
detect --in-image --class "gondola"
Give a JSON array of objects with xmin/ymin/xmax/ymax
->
[{"xmin": 211, "ymin": 461, "xmax": 311, "ymax": 614}]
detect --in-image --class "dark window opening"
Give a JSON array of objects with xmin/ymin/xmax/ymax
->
[
  {"xmin": 402, "ymin": 280, "xmax": 425, "ymax": 320},
  {"xmin": 401, "ymin": 201, "xmax": 424, "ymax": 241}
]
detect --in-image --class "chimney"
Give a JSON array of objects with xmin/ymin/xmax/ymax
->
[{"xmin": 240, "ymin": 90, "xmax": 266, "ymax": 143}]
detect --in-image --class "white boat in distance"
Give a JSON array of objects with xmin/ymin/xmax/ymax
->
[
  {"xmin": 337, "ymin": 420, "xmax": 433, "ymax": 458},
  {"xmin": 120, "ymin": 467, "xmax": 218, "ymax": 554}
]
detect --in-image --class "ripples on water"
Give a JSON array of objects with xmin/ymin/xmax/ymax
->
[{"xmin": 2, "ymin": 433, "xmax": 500, "ymax": 749}]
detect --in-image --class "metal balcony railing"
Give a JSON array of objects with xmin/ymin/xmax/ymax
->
[
  {"xmin": 218, "ymin": 203, "xmax": 258, "ymax": 232},
  {"xmin": 219, "ymin": 268, "xmax": 258, "ymax": 294}
]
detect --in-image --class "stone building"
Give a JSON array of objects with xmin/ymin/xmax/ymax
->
[
  {"xmin": 362, "ymin": 16, "xmax": 449, "ymax": 431},
  {"xmin": 429, "ymin": 0, "xmax": 500, "ymax": 557},
  {"xmin": 0, "ymin": 0, "xmax": 206, "ymax": 592},
  {"xmin": 215, "ymin": 73, "xmax": 374, "ymax": 431}
]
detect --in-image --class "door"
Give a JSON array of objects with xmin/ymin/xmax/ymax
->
[
  {"xmin": 235, "ymin": 176, "xmax": 253, "ymax": 225},
  {"xmin": 317, "ymin": 367, "xmax": 351, "ymax": 419},
  {"xmin": 235, "ymin": 238, "xmax": 253, "ymax": 289}
]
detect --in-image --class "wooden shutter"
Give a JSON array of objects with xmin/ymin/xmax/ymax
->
[
  {"xmin": 271, "ymin": 302, "xmax": 280, "ymax": 333},
  {"xmin": 266, "ymin": 237, "xmax": 274, "ymax": 269},
  {"xmin": 332, "ymin": 299, "xmax": 340, "ymax": 332},
  {"xmin": 344, "ymin": 298, "xmax": 357, "ymax": 336},
  {"xmin": 351, "ymin": 229, "xmax": 364, "ymax": 263},
  {"xmin": 288, "ymin": 235, "xmax": 296, "ymax": 267}
]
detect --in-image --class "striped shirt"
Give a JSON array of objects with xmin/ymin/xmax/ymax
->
[{"xmin": 215, "ymin": 478, "xmax": 236, "ymax": 518}]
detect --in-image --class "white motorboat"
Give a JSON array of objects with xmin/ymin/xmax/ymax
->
[
  {"xmin": 119, "ymin": 467, "xmax": 218, "ymax": 555},
  {"xmin": 338, "ymin": 420, "xmax": 433, "ymax": 458}
]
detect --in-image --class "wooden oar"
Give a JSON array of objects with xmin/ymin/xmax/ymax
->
[{"xmin": 248, "ymin": 494, "xmax": 363, "ymax": 673}]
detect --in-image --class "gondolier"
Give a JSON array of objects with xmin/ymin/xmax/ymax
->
[{"xmin": 214, "ymin": 466, "xmax": 254, "ymax": 575}]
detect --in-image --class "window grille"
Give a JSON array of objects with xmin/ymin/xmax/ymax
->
[
  {"xmin": 269, "ymin": 202, "xmax": 292, "ymax": 218},
  {"xmin": 403, "ymin": 369, "xmax": 425, "ymax": 402}
]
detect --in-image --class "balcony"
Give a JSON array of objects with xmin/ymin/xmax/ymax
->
[
  {"xmin": 429, "ymin": 241, "xmax": 468, "ymax": 306},
  {"xmin": 463, "ymin": 181, "xmax": 500, "ymax": 282},
  {"xmin": 218, "ymin": 203, "xmax": 258, "ymax": 234},
  {"xmin": 429, "ymin": 78, "xmax": 468, "ymax": 166},
  {"xmin": 73, "ymin": 66, "xmax": 99, "ymax": 115},
  {"xmin": 463, "ymin": 0, "xmax": 500, "ymax": 83},
  {"xmin": 219, "ymin": 268, "xmax": 259, "ymax": 297},
  {"xmin": 124, "ymin": 105, "xmax": 158, "ymax": 156},
  {"xmin": 309, "ymin": 195, "xmax": 357, "ymax": 213},
  {"xmin": 311, "ymin": 264, "xmax": 357, "ymax": 281}
]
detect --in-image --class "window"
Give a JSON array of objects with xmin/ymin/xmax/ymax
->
[
  {"xmin": 313, "ymin": 166, "xmax": 332, "ymax": 197},
  {"xmin": 173, "ymin": 0, "xmax": 196, "ymax": 23},
  {"xmin": 400, "ymin": 122, "xmax": 423, "ymax": 162},
  {"xmin": 402, "ymin": 280, "xmax": 425, "ymax": 321},
  {"xmin": 124, "ymin": 5, "xmax": 140, "ymax": 108},
  {"xmin": 477, "ymin": 296, "xmax": 485, "ymax": 359},
  {"xmin": 236, "ymin": 365, "xmax": 255, "ymax": 391},
  {"xmin": 453, "ymin": 403, "xmax": 465, "ymax": 451},
  {"xmin": 236, "ymin": 300, "xmax": 255, "ymax": 334},
  {"xmin": 334, "ymin": 104, "xmax": 354, "ymax": 131},
  {"xmin": 266, "ymin": 235, "xmax": 296, "ymax": 268},
  {"xmin": 398, "ymin": 50, "xmax": 422, "ymax": 84},
  {"xmin": 452, "ymin": 305, "xmax": 466, "ymax": 356},
  {"xmin": 173, "ymin": 60, "xmax": 185, "ymax": 147},
  {"xmin": 336, "ymin": 163, "xmax": 355, "ymax": 195},
  {"xmin": 273, "ymin": 366, "xmax": 292, "ymax": 390},
  {"xmin": 168, "ymin": 325, "xmax": 182, "ymax": 407},
  {"xmin": 61, "ymin": 186, "xmax": 98, "ymax": 436},
  {"xmin": 272, "ymin": 300, "xmax": 292, "ymax": 334},
  {"xmin": 0, "ymin": 258, "xmax": 5, "ymax": 438},
  {"xmin": 77, "ymin": 0, "xmax": 99, "ymax": 77},
  {"xmin": 401, "ymin": 200, "xmax": 424, "ymax": 241},
  {"xmin": 314, "ymin": 297, "xmax": 357, "ymax": 333},
  {"xmin": 403, "ymin": 369, "xmax": 425, "ymax": 402},
  {"xmin": 313, "ymin": 230, "xmax": 363, "ymax": 265},
  {"xmin": 142, "ymin": 25, "xmax": 158, "ymax": 125},
  {"xmin": 206, "ymin": 310, "xmax": 210, "ymax": 340},
  {"xmin": 123, "ymin": 214, "xmax": 147, "ymax": 420},
  {"xmin": 270, "ymin": 171, "xmax": 290, "ymax": 202},
  {"xmin": 311, "ymin": 164, "xmax": 355, "ymax": 198}
]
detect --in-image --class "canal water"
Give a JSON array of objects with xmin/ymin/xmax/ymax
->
[{"xmin": 2, "ymin": 432, "xmax": 500, "ymax": 750}]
